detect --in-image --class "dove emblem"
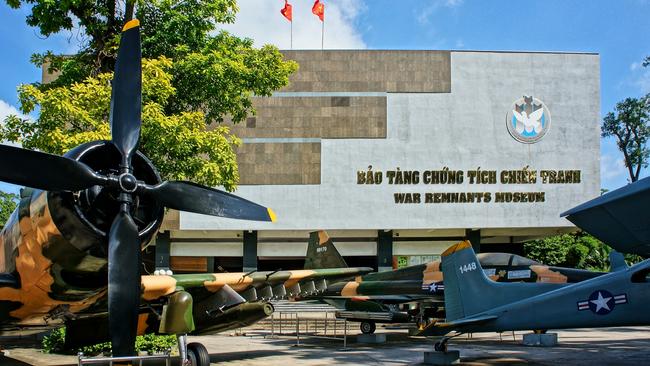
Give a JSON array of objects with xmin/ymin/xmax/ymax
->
[
  {"xmin": 513, "ymin": 108, "xmax": 544, "ymax": 134},
  {"xmin": 506, "ymin": 96, "xmax": 551, "ymax": 143}
]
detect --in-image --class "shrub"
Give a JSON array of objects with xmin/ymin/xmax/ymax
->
[{"xmin": 42, "ymin": 327, "xmax": 177, "ymax": 356}]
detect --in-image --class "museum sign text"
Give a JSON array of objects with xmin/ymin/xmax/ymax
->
[{"xmin": 356, "ymin": 167, "xmax": 581, "ymax": 204}]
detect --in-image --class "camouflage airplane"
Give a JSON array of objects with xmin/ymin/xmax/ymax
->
[
  {"xmin": 62, "ymin": 231, "xmax": 370, "ymax": 351},
  {"xmin": 0, "ymin": 20, "xmax": 370, "ymax": 366},
  {"xmin": 422, "ymin": 240, "xmax": 649, "ymax": 352},
  {"xmin": 303, "ymin": 232, "xmax": 605, "ymax": 334}
]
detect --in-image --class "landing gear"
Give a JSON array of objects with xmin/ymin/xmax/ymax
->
[
  {"xmin": 434, "ymin": 336, "xmax": 450, "ymax": 352},
  {"xmin": 360, "ymin": 321, "xmax": 376, "ymax": 334},
  {"xmin": 187, "ymin": 343, "xmax": 210, "ymax": 366},
  {"xmin": 177, "ymin": 335, "xmax": 210, "ymax": 366}
]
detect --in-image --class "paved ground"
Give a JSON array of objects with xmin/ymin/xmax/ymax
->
[{"xmin": 2, "ymin": 327, "xmax": 650, "ymax": 365}]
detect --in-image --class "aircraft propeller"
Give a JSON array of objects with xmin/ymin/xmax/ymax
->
[{"xmin": 0, "ymin": 19, "xmax": 275, "ymax": 356}]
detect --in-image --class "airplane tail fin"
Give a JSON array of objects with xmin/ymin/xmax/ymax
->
[
  {"xmin": 441, "ymin": 241, "xmax": 562, "ymax": 322},
  {"xmin": 441, "ymin": 241, "xmax": 500, "ymax": 321},
  {"xmin": 609, "ymin": 251, "xmax": 628, "ymax": 271},
  {"xmin": 304, "ymin": 231, "xmax": 348, "ymax": 269}
]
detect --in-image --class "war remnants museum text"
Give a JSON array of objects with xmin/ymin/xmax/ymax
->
[{"xmin": 357, "ymin": 166, "xmax": 581, "ymax": 205}]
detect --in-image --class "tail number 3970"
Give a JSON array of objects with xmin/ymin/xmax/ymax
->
[{"xmin": 459, "ymin": 262, "xmax": 477, "ymax": 274}]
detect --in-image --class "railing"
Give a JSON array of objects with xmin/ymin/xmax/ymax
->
[
  {"xmin": 77, "ymin": 351, "xmax": 172, "ymax": 366},
  {"xmin": 255, "ymin": 310, "xmax": 353, "ymax": 348}
]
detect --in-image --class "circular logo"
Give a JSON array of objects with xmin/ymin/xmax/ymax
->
[
  {"xmin": 506, "ymin": 95, "xmax": 551, "ymax": 144},
  {"xmin": 588, "ymin": 290, "xmax": 615, "ymax": 315}
]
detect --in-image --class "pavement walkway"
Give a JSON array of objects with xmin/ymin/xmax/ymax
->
[{"xmin": 2, "ymin": 327, "xmax": 650, "ymax": 365}]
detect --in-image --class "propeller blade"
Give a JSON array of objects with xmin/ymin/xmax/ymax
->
[
  {"xmin": 0, "ymin": 144, "xmax": 106, "ymax": 191},
  {"xmin": 141, "ymin": 181, "xmax": 277, "ymax": 222},
  {"xmin": 107, "ymin": 210, "xmax": 140, "ymax": 357},
  {"xmin": 110, "ymin": 19, "xmax": 142, "ymax": 165}
]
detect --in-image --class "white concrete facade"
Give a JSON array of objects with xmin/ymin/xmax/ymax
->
[{"xmin": 179, "ymin": 52, "xmax": 599, "ymax": 244}]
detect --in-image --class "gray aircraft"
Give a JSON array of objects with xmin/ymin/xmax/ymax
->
[
  {"xmin": 562, "ymin": 176, "xmax": 650, "ymax": 256},
  {"xmin": 422, "ymin": 241, "xmax": 650, "ymax": 351}
]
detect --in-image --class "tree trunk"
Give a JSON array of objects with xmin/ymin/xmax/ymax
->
[
  {"xmin": 125, "ymin": 0, "xmax": 135, "ymax": 21},
  {"xmin": 107, "ymin": 0, "xmax": 116, "ymax": 30}
]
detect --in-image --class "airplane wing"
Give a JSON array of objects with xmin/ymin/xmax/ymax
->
[
  {"xmin": 416, "ymin": 314, "xmax": 499, "ymax": 336},
  {"xmin": 141, "ymin": 267, "xmax": 373, "ymax": 301},
  {"xmin": 307, "ymin": 294, "xmax": 435, "ymax": 303},
  {"xmin": 562, "ymin": 176, "xmax": 650, "ymax": 256}
]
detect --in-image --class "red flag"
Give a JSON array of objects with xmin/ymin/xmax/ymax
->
[
  {"xmin": 312, "ymin": 0, "xmax": 324, "ymax": 21},
  {"xmin": 281, "ymin": 0, "xmax": 292, "ymax": 22}
]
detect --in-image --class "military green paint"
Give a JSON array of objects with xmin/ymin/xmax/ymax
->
[{"xmin": 159, "ymin": 291, "xmax": 195, "ymax": 335}]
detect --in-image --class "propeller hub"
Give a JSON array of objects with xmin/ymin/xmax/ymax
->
[{"xmin": 118, "ymin": 172, "xmax": 138, "ymax": 193}]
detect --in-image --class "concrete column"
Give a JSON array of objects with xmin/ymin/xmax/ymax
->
[
  {"xmin": 206, "ymin": 257, "xmax": 215, "ymax": 273},
  {"xmin": 243, "ymin": 230, "xmax": 258, "ymax": 272},
  {"xmin": 465, "ymin": 229, "xmax": 481, "ymax": 253},
  {"xmin": 155, "ymin": 231, "xmax": 170, "ymax": 270},
  {"xmin": 377, "ymin": 230, "xmax": 393, "ymax": 272}
]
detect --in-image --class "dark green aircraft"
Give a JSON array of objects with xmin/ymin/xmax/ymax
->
[
  {"xmin": 0, "ymin": 20, "xmax": 370, "ymax": 365},
  {"xmin": 303, "ymin": 232, "xmax": 605, "ymax": 334}
]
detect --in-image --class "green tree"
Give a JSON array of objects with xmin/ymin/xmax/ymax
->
[
  {"xmin": 8, "ymin": 0, "xmax": 296, "ymax": 125},
  {"xmin": 0, "ymin": 191, "xmax": 18, "ymax": 227},
  {"xmin": 8, "ymin": 0, "xmax": 237, "ymax": 76},
  {"xmin": 2, "ymin": 58, "xmax": 242, "ymax": 189},
  {"xmin": 523, "ymin": 232, "xmax": 642, "ymax": 271},
  {"xmin": 3, "ymin": 0, "xmax": 298, "ymax": 189},
  {"xmin": 602, "ymin": 96, "xmax": 650, "ymax": 182}
]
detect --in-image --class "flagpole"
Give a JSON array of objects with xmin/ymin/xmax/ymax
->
[
  {"xmin": 291, "ymin": 19, "xmax": 293, "ymax": 50},
  {"xmin": 321, "ymin": 17, "xmax": 324, "ymax": 50}
]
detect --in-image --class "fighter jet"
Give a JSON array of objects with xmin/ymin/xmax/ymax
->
[
  {"xmin": 302, "ymin": 232, "xmax": 605, "ymax": 334},
  {"xmin": 422, "ymin": 241, "xmax": 647, "ymax": 350},
  {"xmin": 0, "ymin": 20, "xmax": 370, "ymax": 365}
]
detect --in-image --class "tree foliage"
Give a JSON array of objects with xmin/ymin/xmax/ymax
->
[
  {"xmin": 1, "ymin": 58, "xmax": 242, "ymax": 189},
  {"xmin": 0, "ymin": 191, "xmax": 18, "ymax": 227},
  {"xmin": 7, "ymin": 0, "xmax": 236, "ymax": 75},
  {"xmin": 523, "ymin": 232, "xmax": 642, "ymax": 271},
  {"xmin": 4, "ymin": 0, "xmax": 298, "ymax": 189},
  {"xmin": 602, "ymin": 96, "xmax": 650, "ymax": 182}
]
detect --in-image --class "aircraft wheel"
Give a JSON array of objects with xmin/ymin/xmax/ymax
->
[
  {"xmin": 360, "ymin": 321, "xmax": 376, "ymax": 334},
  {"xmin": 187, "ymin": 342, "xmax": 210, "ymax": 366},
  {"xmin": 434, "ymin": 340, "xmax": 447, "ymax": 352}
]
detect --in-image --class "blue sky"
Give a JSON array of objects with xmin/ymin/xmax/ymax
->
[{"xmin": 1, "ymin": 0, "xmax": 649, "ymax": 195}]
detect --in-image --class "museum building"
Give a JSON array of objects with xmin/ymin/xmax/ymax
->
[{"xmin": 145, "ymin": 49, "xmax": 601, "ymax": 273}]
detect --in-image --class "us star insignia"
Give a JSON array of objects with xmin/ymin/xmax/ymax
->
[
  {"xmin": 577, "ymin": 289, "xmax": 627, "ymax": 315},
  {"xmin": 422, "ymin": 282, "xmax": 445, "ymax": 293}
]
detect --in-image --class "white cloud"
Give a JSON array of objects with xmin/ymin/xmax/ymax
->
[
  {"xmin": 219, "ymin": 0, "xmax": 366, "ymax": 49},
  {"xmin": 445, "ymin": 0, "xmax": 464, "ymax": 7},
  {"xmin": 0, "ymin": 100, "xmax": 29, "ymax": 147},
  {"xmin": 417, "ymin": 0, "xmax": 464, "ymax": 25},
  {"xmin": 627, "ymin": 56, "xmax": 650, "ymax": 94},
  {"xmin": 600, "ymin": 152, "xmax": 627, "ymax": 181},
  {"xmin": 635, "ymin": 68, "xmax": 650, "ymax": 94}
]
